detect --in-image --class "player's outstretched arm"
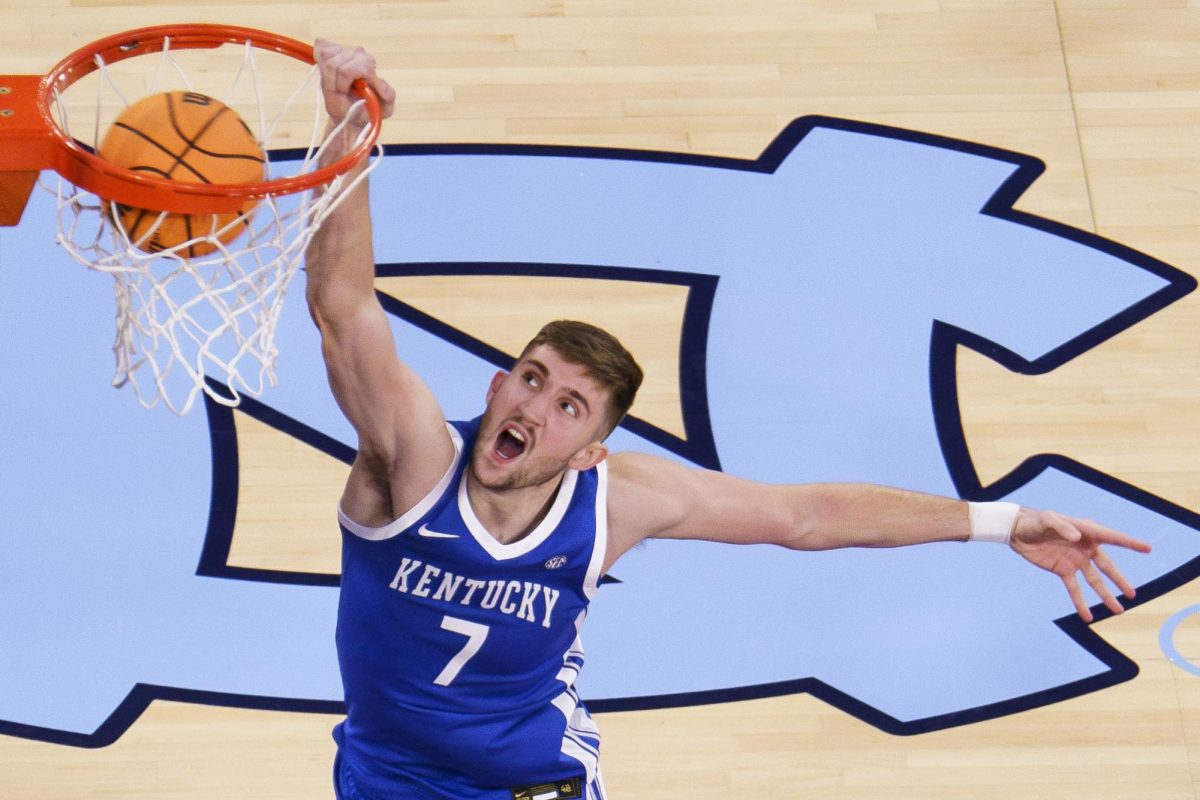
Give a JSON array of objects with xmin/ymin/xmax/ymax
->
[
  {"xmin": 305, "ymin": 40, "xmax": 454, "ymax": 525},
  {"xmin": 606, "ymin": 452, "xmax": 1150, "ymax": 621}
]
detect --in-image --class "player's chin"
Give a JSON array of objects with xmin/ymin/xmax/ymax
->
[{"xmin": 468, "ymin": 455, "xmax": 518, "ymax": 491}]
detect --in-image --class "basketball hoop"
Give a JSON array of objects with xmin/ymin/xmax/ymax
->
[{"xmin": 0, "ymin": 24, "xmax": 384, "ymax": 414}]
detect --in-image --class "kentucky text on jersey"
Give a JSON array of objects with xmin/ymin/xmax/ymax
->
[{"xmin": 388, "ymin": 557, "xmax": 562, "ymax": 628}]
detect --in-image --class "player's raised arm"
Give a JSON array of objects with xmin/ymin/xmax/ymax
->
[
  {"xmin": 305, "ymin": 40, "xmax": 454, "ymax": 525},
  {"xmin": 605, "ymin": 451, "xmax": 1150, "ymax": 621}
]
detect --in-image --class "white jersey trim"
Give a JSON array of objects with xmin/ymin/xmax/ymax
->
[
  {"xmin": 550, "ymin": 468, "xmax": 607, "ymax": 787},
  {"xmin": 458, "ymin": 465, "xmax": 579, "ymax": 561},
  {"xmin": 553, "ymin": 607, "xmax": 605, "ymax": 795},
  {"xmin": 337, "ymin": 424, "xmax": 464, "ymax": 541},
  {"xmin": 583, "ymin": 460, "xmax": 608, "ymax": 600},
  {"xmin": 551, "ymin": 690, "xmax": 601, "ymax": 790}
]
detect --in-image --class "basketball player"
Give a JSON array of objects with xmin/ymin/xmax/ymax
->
[{"xmin": 307, "ymin": 40, "xmax": 1153, "ymax": 800}]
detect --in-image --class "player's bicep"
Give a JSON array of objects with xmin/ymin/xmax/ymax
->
[
  {"xmin": 316, "ymin": 296, "xmax": 446, "ymax": 462},
  {"xmin": 610, "ymin": 453, "xmax": 799, "ymax": 550},
  {"xmin": 663, "ymin": 470, "xmax": 799, "ymax": 546},
  {"xmin": 608, "ymin": 454, "xmax": 799, "ymax": 565}
]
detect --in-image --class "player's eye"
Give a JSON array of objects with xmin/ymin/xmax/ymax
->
[
  {"xmin": 560, "ymin": 400, "xmax": 578, "ymax": 418},
  {"xmin": 523, "ymin": 371, "xmax": 539, "ymax": 388}
]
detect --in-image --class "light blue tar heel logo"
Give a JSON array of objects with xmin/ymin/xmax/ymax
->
[{"xmin": 1, "ymin": 116, "xmax": 1197, "ymax": 746}]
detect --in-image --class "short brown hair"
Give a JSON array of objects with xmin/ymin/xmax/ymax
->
[{"xmin": 519, "ymin": 320, "xmax": 643, "ymax": 434}]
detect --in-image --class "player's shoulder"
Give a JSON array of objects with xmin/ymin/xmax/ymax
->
[
  {"xmin": 609, "ymin": 449, "xmax": 698, "ymax": 476},
  {"xmin": 602, "ymin": 452, "xmax": 700, "ymax": 569},
  {"xmin": 606, "ymin": 451, "xmax": 694, "ymax": 522},
  {"xmin": 606, "ymin": 450, "xmax": 675, "ymax": 489}
]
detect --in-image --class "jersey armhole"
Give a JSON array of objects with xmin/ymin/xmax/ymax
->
[
  {"xmin": 583, "ymin": 459, "xmax": 608, "ymax": 599},
  {"xmin": 338, "ymin": 424, "xmax": 464, "ymax": 541}
]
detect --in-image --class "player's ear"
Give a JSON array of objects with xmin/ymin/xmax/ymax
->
[
  {"xmin": 569, "ymin": 441, "xmax": 608, "ymax": 471},
  {"xmin": 485, "ymin": 371, "xmax": 506, "ymax": 404}
]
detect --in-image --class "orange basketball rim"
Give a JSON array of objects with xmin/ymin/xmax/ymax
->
[{"xmin": 0, "ymin": 23, "xmax": 382, "ymax": 225}]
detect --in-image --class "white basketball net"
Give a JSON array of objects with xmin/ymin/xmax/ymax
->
[{"xmin": 49, "ymin": 37, "xmax": 379, "ymax": 415}]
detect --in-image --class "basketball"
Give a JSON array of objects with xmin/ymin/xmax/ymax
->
[{"xmin": 98, "ymin": 91, "xmax": 265, "ymax": 258}]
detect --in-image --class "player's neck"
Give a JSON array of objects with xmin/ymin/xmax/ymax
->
[{"xmin": 464, "ymin": 470, "xmax": 565, "ymax": 545}]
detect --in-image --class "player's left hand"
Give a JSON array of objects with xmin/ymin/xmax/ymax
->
[{"xmin": 1010, "ymin": 509, "xmax": 1151, "ymax": 622}]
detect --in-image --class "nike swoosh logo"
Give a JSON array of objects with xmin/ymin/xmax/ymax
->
[{"xmin": 417, "ymin": 524, "xmax": 460, "ymax": 539}]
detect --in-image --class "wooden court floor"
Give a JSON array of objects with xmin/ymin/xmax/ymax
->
[{"xmin": 3, "ymin": 1, "xmax": 1200, "ymax": 797}]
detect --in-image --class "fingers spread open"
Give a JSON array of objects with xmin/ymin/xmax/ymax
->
[
  {"xmin": 1082, "ymin": 565, "xmax": 1125, "ymax": 615},
  {"xmin": 1078, "ymin": 518, "xmax": 1153, "ymax": 553},
  {"xmin": 1093, "ymin": 549, "xmax": 1136, "ymax": 599},
  {"xmin": 1045, "ymin": 511, "xmax": 1082, "ymax": 543},
  {"xmin": 1062, "ymin": 574, "xmax": 1092, "ymax": 623}
]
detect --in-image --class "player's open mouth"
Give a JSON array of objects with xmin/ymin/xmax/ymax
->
[{"xmin": 494, "ymin": 424, "xmax": 528, "ymax": 461}]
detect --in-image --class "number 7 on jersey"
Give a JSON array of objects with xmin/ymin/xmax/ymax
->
[{"xmin": 434, "ymin": 615, "xmax": 490, "ymax": 686}]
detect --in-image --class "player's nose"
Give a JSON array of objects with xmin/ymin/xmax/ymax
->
[{"xmin": 517, "ymin": 393, "xmax": 550, "ymax": 426}]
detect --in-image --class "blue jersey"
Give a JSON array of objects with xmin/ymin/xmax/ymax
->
[{"xmin": 333, "ymin": 418, "xmax": 609, "ymax": 800}]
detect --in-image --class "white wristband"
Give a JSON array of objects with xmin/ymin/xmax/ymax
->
[{"xmin": 968, "ymin": 501, "xmax": 1020, "ymax": 545}]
